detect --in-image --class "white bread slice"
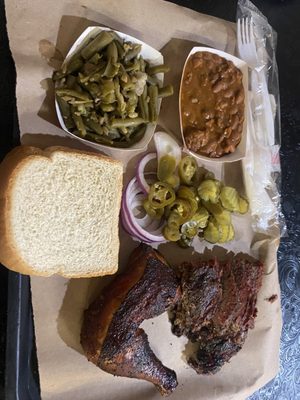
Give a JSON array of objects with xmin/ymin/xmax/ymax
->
[{"xmin": 0, "ymin": 146, "xmax": 123, "ymax": 278}]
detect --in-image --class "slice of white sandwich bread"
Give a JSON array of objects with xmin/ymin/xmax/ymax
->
[{"xmin": 0, "ymin": 146, "xmax": 123, "ymax": 278}]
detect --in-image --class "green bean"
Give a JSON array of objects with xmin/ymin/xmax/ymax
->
[
  {"xmin": 68, "ymin": 99, "xmax": 93, "ymax": 106},
  {"xmin": 124, "ymin": 44, "xmax": 142, "ymax": 62},
  {"xmin": 110, "ymin": 117, "xmax": 145, "ymax": 128},
  {"xmin": 106, "ymin": 41, "xmax": 118, "ymax": 63},
  {"xmin": 88, "ymin": 72, "xmax": 101, "ymax": 83},
  {"xmin": 121, "ymin": 78, "xmax": 135, "ymax": 91},
  {"xmin": 124, "ymin": 57, "xmax": 140, "ymax": 72},
  {"xmin": 119, "ymin": 126, "xmax": 128, "ymax": 135},
  {"xmin": 101, "ymin": 79, "xmax": 115, "ymax": 95},
  {"xmin": 126, "ymin": 91, "xmax": 138, "ymax": 117},
  {"xmin": 101, "ymin": 91, "xmax": 116, "ymax": 104},
  {"xmin": 138, "ymin": 84, "xmax": 149, "ymax": 121},
  {"xmin": 114, "ymin": 78, "xmax": 126, "ymax": 115},
  {"xmin": 66, "ymin": 75, "xmax": 77, "ymax": 89},
  {"xmin": 56, "ymin": 88, "xmax": 91, "ymax": 101},
  {"xmin": 148, "ymin": 85, "xmax": 158, "ymax": 123},
  {"xmin": 113, "ymin": 124, "xmax": 146, "ymax": 147},
  {"xmin": 86, "ymin": 132, "xmax": 114, "ymax": 145},
  {"xmin": 147, "ymin": 64, "xmax": 170, "ymax": 75},
  {"xmin": 139, "ymin": 57, "xmax": 146, "ymax": 72},
  {"xmin": 158, "ymin": 85, "xmax": 174, "ymax": 98},
  {"xmin": 57, "ymin": 95, "xmax": 71, "ymax": 117},
  {"xmin": 78, "ymin": 62, "xmax": 105, "ymax": 84},
  {"xmin": 86, "ymin": 124, "xmax": 146, "ymax": 147},
  {"xmin": 56, "ymin": 96, "xmax": 75, "ymax": 130},
  {"xmin": 63, "ymin": 56, "xmax": 84, "ymax": 75},
  {"xmin": 103, "ymin": 125, "xmax": 110, "ymax": 135},
  {"xmin": 109, "ymin": 31, "xmax": 123, "ymax": 44},
  {"xmin": 125, "ymin": 90, "xmax": 137, "ymax": 101},
  {"xmin": 108, "ymin": 128, "xmax": 121, "ymax": 140},
  {"xmin": 102, "ymin": 59, "xmax": 119, "ymax": 78},
  {"xmin": 81, "ymin": 62, "xmax": 98, "ymax": 76},
  {"xmin": 81, "ymin": 31, "xmax": 114, "ymax": 60},
  {"xmin": 100, "ymin": 103, "xmax": 115, "ymax": 112},
  {"xmin": 76, "ymin": 104, "xmax": 90, "ymax": 117},
  {"xmin": 71, "ymin": 106, "xmax": 87, "ymax": 137},
  {"xmin": 83, "ymin": 118, "xmax": 104, "ymax": 135},
  {"xmin": 88, "ymin": 52, "xmax": 102, "ymax": 65},
  {"xmin": 102, "ymin": 113, "xmax": 109, "ymax": 125},
  {"xmin": 83, "ymin": 82, "xmax": 100, "ymax": 99},
  {"xmin": 115, "ymin": 39, "xmax": 125, "ymax": 59},
  {"xmin": 73, "ymin": 81, "xmax": 84, "ymax": 93},
  {"xmin": 125, "ymin": 126, "xmax": 135, "ymax": 137},
  {"xmin": 146, "ymin": 74, "xmax": 160, "ymax": 86}
]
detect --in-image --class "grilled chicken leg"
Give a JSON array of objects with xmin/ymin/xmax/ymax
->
[{"xmin": 81, "ymin": 243, "xmax": 180, "ymax": 396}]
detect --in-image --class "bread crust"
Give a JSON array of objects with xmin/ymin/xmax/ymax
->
[{"xmin": 0, "ymin": 145, "xmax": 123, "ymax": 278}]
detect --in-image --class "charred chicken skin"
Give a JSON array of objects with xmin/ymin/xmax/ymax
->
[{"xmin": 81, "ymin": 243, "xmax": 180, "ymax": 396}]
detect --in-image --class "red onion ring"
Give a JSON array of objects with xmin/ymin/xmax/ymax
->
[
  {"xmin": 121, "ymin": 177, "xmax": 165, "ymax": 243},
  {"xmin": 136, "ymin": 153, "xmax": 157, "ymax": 194}
]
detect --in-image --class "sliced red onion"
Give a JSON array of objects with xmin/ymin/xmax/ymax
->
[
  {"xmin": 146, "ymin": 218, "xmax": 162, "ymax": 231},
  {"xmin": 136, "ymin": 153, "xmax": 157, "ymax": 194},
  {"xmin": 154, "ymin": 131, "xmax": 182, "ymax": 167},
  {"xmin": 121, "ymin": 177, "xmax": 165, "ymax": 243},
  {"xmin": 121, "ymin": 194, "xmax": 152, "ymax": 243},
  {"xmin": 126, "ymin": 178, "xmax": 160, "ymax": 229}
]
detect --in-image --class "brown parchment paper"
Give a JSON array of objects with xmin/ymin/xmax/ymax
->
[{"xmin": 5, "ymin": 0, "xmax": 282, "ymax": 399}]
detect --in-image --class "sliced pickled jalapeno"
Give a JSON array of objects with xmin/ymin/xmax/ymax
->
[
  {"xmin": 163, "ymin": 225, "xmax": 181, "ymax": 242},
  {"xmin": 164, "ymin": 174, "xmax": 180, "ymax": 189},
  {"xmin": 167, "ymin": 198, "xmax": 191, "ymax": 224},
  {"xmin": 148, "ymin": 182, "xmax": 176, "ymax": 209},
  {"xmin": 167, "ymin": 211, "xmax": 182, "ymax": 229},
  {"xmin": 157, "ymin": 155, "xmax": 177, "ymax": 182},
  {"xmin": 177, "ymin": 185, "xmax": 197, "ymax": 200},
  {"xmin": 143, "ymin": 199, "xmax": 164, "ymax": 219},
  {"xmin": 178, "ymin": 156, "xmax": 198, "ymax": 185}
]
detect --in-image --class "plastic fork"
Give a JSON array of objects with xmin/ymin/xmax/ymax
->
[{"xmin": 237, "ymin": 17, "xmax": 275, "ymax": 146}]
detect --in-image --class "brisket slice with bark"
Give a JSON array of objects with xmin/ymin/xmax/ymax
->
[{"xmin": 171, "ymin": 258, "xmax": 263, "ymax": 374}]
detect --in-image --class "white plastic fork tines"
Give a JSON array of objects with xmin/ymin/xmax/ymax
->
[{"xmin": 237, "ymin": 17, "xmax": 275, "ymax": 147}]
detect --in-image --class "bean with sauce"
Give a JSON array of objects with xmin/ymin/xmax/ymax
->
[{"xmin": 181, "ymin": 52, "xmax": 245, "ymax": 158}]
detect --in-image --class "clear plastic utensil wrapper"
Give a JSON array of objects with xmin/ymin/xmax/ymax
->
[{"xmin": 237, "ymin": 0, "xmax": 285, "ymax": 235}]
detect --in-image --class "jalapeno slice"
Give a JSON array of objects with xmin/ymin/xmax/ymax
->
[
  {"xmin": 177, "ymin": 185, "xmax": 197, "ymax": 200},
  {"xmin": 178, "ymin": 156, "xmax": 198, "ymax": 185},
  {"xmin": 177, "ymin": 186, "xmax": 198, "ymax": 215},
  {"xmin": 164, "ymin": 174, "xmax": 180, "ymax": 189},
  {"xmin": 167, "ymin": 211, "xmax": 182, "ymax": 229},
  {"xmin": 163, "ymin": 225, "xmax": 181, "ymax": 242},
  {"xmin": 157, "ymin": 155, "xmax": 177, "ymax": 182},
  {"xmin": 167, "ymin": 198, "xmax": 191, "ymax": 224},
  {"xmin": 143, "ymin": 199, "xmax": 164, "ymax": 219},
  {"xmin": 148, "ymin": 181, "xmax": 176, "ymax": 209}
]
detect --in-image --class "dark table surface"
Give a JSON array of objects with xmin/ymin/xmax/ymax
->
[{"xmin": 1, "ymin": 0, "xmax": 300, "ymax": 399}]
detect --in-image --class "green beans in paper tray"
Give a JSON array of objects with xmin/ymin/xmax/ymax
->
[{"xmin": 53, "ymin": 27, "xmax": 173, "ymax": 149}]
